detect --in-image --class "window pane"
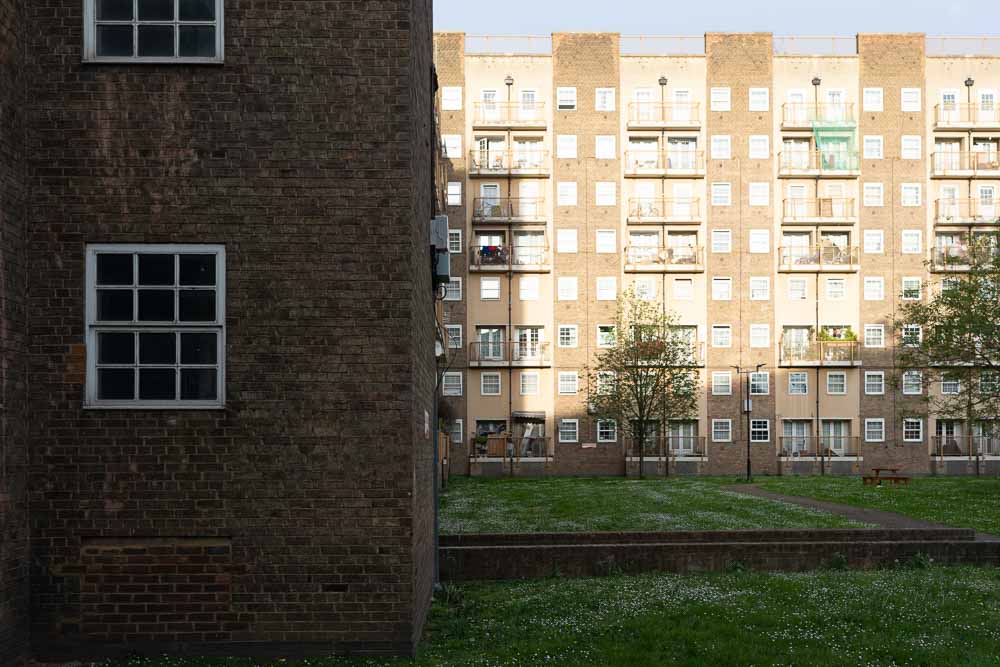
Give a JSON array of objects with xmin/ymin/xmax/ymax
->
[
  {"xmin": 139, "ymin": 333, "xmax": 176, "ymax": 364},
  {"xmin": 179, "ymin": 290, "xmax": 215, "ymax": 321},
  {"xmin": 98, "ymin": 0, "xmax": 133, "ymax": 20},
  {"xmin": 181, "ymin": 369, "xmax": 217, "ymax": 400},
  {"xmin": 179, "ymin": 26, "xmax": 216, "ymax": 58},
  {"xmin": 97, "ymin": 289, "xmax": 134, "ymax": 321},
  {"xmin": 138, "ymin": 289, "xmax": 175, "ymax": 321},
  {"xmin": 98, "ymin": 332, "xmax": 135, "ymax": 364},
  {"xmin": 98, "ymin": 368, "xmax": 135, "ymax": 400},
  {"xmin": 138, "ymin": 25, "xmax": 174, "ymax": 57},
  {"xmin": 97, "ymin": 25, "xmax": 134, "ymax": 57},
  {"xmin": 137, "ymin": 0, "xmax": 174, "ymax": 20},
  {"xmin": 139, "ymin": 368, "xmax": 177, "ymax": 400},
  {"xmin": 97, "ymin": 254, "xmax": 134, "ymax": 285},
  {"xmin": 181, "ymin": 332, "xmax": 217, "ymax": 364},
  {"xmin": 138, "ymin": 254, "xmax": 175, "ymax": 285},
  {"xmin": 179, "ymin": 0, "xmax": 216, "ymax": 20},
  {"xmin": 179, "ymin": 254, "xmax": 216, "ymax": 285}
]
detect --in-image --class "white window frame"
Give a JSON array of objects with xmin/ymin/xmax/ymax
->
[
  {"xmin": 558, "ymin": 419, "xmax": 579, "ymax": 443},
  {"xmin": 596, "ymin": 229, "xmax": 617, "ymax": 254},
  {"xmin": 863, "ymin": 135, "xmax": 884, "ymax": 160},
  {"xmin": 557, "ymin": 228, "xmax": 578, "ymax": 254},
  {"xmin": 901, "ymin": 230, "xmax": 922, "ymax": 254},
  {"xmin": 444, "ymin": 277, "xmax": 462, "ymax": 301},
  {"xmin": 902, "ymin": 418, "xmax": 923, "ymax": 442},
  {"xmin": 481, "ymin": 372, "xmax": 502, "ymax": 396},
  {"xmin": 864, "ymin": 324, "xmax": 885, "ymax": 349},
  {"xmin": 901, "ymin": 277, "xmax": 922, "ymax": 301},
  {"xmin": 445, "ymin": 325, "xmax": 463, "ymax": 349},
  {"xmin": 748, "ymin": 87, "xmax": 769, "ymax": 112},
  {"xmin": 710, "ymin": 87, "xmax": 731, "ymax": 111},
  {"xmin": 749, "ymin": 276, "xmax": 770, "ymax": 301},
  {"xmin": 479, "ymin": 277, "xmax": 499, "ymax": 301},
  {"xmin": 788, "ymin": 371, "xmax": 808, "ymax": 395},
  {"xmin": 442, "ymin": 372, "xmax": 463, "ymax": 397},
  {"xmin": 902, "ymin": 370, "xmax": 923, "ymax": 395},
  {"xmin": 635, "ymin": 276, "xmax": 657, "ymax": 301},
  {"xmin": 83, "ymin": 0, "xmax": 225, "ymax": 63},
  {"xmin": 749, "ymin": 324, "xmax": 769, "ymax": 349},
  {"xmin": 901, "ymin": 88, "xmax": 921, "ymax": 112},
  {"xmin": 941, "ymin": 377, "xmax": 961, "ymax": 395},
  {"xmin": 558, "ymin": 371, "xmax": 579, "ymax": 395},
  {"xmin": 863, "ymin": 87, "xmax": 883, "ymax": 112},
  {"xmin": 865, "ymin": 371, "xmax": 885, "ymax": 395},
  {"xmin": 595, "ymin": 182, "xmax": 616, "ymax": 206},
  {"xmin": 519, "ymin": 371, "xmax": 539, "ymax": 396},
  {"xmin": 597, "ymin": 419, "xmax": 618, "ymax": 443},
  {"xmin": 557, "ymin": 87, "xmax": 577, "ymax": 110},
  {"xmin": 446, "ymin": 182, "xmax": 462, "ymax": 207},
  {"xmin": 557, "ymin": 325, "xmax": 579, "ymax": 349},
  {"xmin": 901, "ymin": 135, "xmax": 922, "ymax": 160},
  {"xmin": 711, "ymin": 325, "xmax": 732, "ymax": 348},
  {"xmin": 750, "ymin": 371, "xmax": 770, "ymax": 395},
  {"xmin": 448, "ymin": 229, "xmax": 462, "ymax": 254},
  {"xmin": 450, "ymin": 419, "xmax": 464, "ymax": 444},
  {"xmin": 712, "ymin": 277, "xmax": 732, "ymax": 301},
  {"xmin": 863, "ymin": 276, "xmax": 884, "ymax": 301},
  {"xmin": 557, "ymin": 182, "xmax": 578, "ymax": 206},
  {"xmin": 825, "ymin": 277, "xmax": 847, "ymax": 301},
  {"xmin": 711, "ymin": 371, "xmax": 732, "ymax": 396},
  {"xmin": 748, "ymin": 135, "xmax": 769, "ymax": 159},
  {"xmin": 863, "ymin": 183, "xmax": 884, "ymax": 208},
  {"xmin": 711, "ymin": 229, "xmax": 732, "ymax": 253},
  {"xmin": 442, "ymin": 134, "xmax": 462, "ymax": 158},
  {"xmin": 865, "ymin": 418, "xmax": 885, "ymax": 443},
  {"xmin": 748, "ymin": 183, "xmax": 769, "ymax": 207},
  {"xmin": 595, "ymin": 87, "xmax": 616, "ymax": 112},
  {"xmin": 826, "ymin": 371, "xmax": 847, "ymax": 395},
  {"xmin": 901, "ymin": 183, "xmax": 922, "ymax": 207},
  {"xmin": 596, "ymin": 277, "xmax": 617, "ymax": 301},
  {"xmin": 441, "ymin": 86, "xmax": 463, "ymax": 111},
  {"xmin": 519, "ymin": 276, "xmax": 539, "ymax": 301},
  {"xmin": 597, "ymin": 324, "xmax": 616, "ymax": 348},
  {"xmin": 788, "ymin": 277, "xmax": 807, "ymax": 300},
  {"xmin": 595, "ymin": 135, "xmax": 616, "ymax": 160},
  {"xmin": 712, "ymin": 419, "xmax": 732, "ymax": 443},
  {"xmin": 673, "ymin": 278, "xmax": 693, "ymax": 300},
  {"xmin": 864, "ymin": 229, "xmax": 884, "ymax": 254},
  {"xmin": 711, "ymin": 135, "xmax": 732, "ymax": 160},
  {"xmin": 750, "ymin": 419, "xmax": 770, "ymax": 443},
  {"xmin": 711, "ymin": 182, "xmax": 732, "ymax": 206},
  {"xmin": 557, "ymin": 276, "xmax": 578, "ymax": 301},
  {"xmin": 557, "ymin": 134, "xmax": 577, "ymax": 159}
]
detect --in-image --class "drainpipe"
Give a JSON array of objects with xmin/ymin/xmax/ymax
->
[
  {"xmin": 812, "ymin": 75, "xmax": 825, "ymax": 477},
  {"xmin": 505, "ymin": 74, "xmax": 514, "ymax": 477}
]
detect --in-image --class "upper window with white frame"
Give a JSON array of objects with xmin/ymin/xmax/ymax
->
[
  {"xmin": 863, "ymin": 87, "xmax": 883, "ymax": 112},
  {"xmin": 441, "ymin": 87, "xmax": 463, "ymax": 111},
  {"xmin": 711, "ymin": 182, "xmax": 732, "ymax": 206},
  {"xmin": 711, "ymin": 229, "xmax": 732, "ymax": 253},
  {"xmin": 748, "ymin": 183, "xmax": 769, "ymax": 207},
  {"xmin": 748, "ymin": 87, "xmax": 769, "ymax": 112},
  {"xmin": 901, "ymin": 136, "xmax": 921, "ymax": 160},
  {"xmin": 826, "ymin": 371, "xmax": 847, "ymax": 395},
  {"xmin": 865, "ymin": 371, "xmax": 885, "ymax": 395},
  {"xmin": 748, "ymin": 135, "xmax": 769, "ymax": 159},
  {"xmin": 863, "ymin": 136, "xmax": 884, "ymax": 160},
  {"xmin": 595, "ymin": 136, "xmax": 616, "ymax": 160},
  {"xmin": 901, "ymin": 88, "xmax": 921, "ymax": 112},
  {"xmin": 711, "ymin": 135, "xmax": 732, "ymax": 160},
  {"xmin": 710, "ymin": 87, "xmax": 731, "ymax": 111},
  {"xmin": 901, "ymin": 183, "xmax": 922, "ymax": 207},
  {"xmin": 85, "ymin": 0, "xmax": 224, "ymax": 63},
  {"xmin": 863, "ymin": 183, "xmax": 884, "ymax": 208},
  {"xmin": 86, "ymin": 244, "xmax": 225, "ymax": 408},
  {"xmin": 557, "ymin": 87, "xmax": 577, "ymax": 110},
  {"xmin": 595, "ymin": 88, "xmax": 616, "ymax": 111}
]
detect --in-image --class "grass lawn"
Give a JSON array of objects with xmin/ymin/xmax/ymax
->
[
  {"xmin": 103, "ymin": 566, "xmax": 1000, "ymax": 666},
  {"xmin": 439, "ymin": 476, "xmax": 865, "ymax": 533},
  {"xmin": 755, "ymin": 476, "xmax": 1000, "ymax": 536}
]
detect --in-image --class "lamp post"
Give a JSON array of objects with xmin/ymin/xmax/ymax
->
[{"xmin": 733, "ymin": 363, "xmax": 766, "ymax": 482}]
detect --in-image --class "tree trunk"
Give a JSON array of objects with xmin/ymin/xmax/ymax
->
[{"xmin": 637, "ymin": 420, "xmax": 645, "ymax": 480}]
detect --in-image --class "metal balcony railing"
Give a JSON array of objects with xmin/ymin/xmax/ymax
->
[
  {"xmin": 779, "ymin": 340, "xmax": 861, "ymax": 366},
  {"xmin": 930, "ymin": 245, "xmax": 1000, "ymax": 270},
  {"xmin": 779, "ymin": 436, "xmax": 860, "ymax": 458},
  {"xmin": 779, "ymin": 150, "xmax": 861, "ymax": 174},
  {"xmin": 468, "ymin": 149, "xmax": 550, "ymax": 176},
  {"xmin": 932, "ymin": 151, "xmax": 1000, "ymax": 175},
  {"xmin": 467, "ymin": 341, "xmax": 551, "ymax": 366},
  {"xmin": 931, "ymin": 435, "xmax": 1000, "ymax": 457},
  {"xmin": 935, "ymin": 198, "xmax": 1000, "ymax": 224},
  {"xmin": 782, "ymin": 103, "xmax": 856, "ymax": 126},
  {"xmin": 472, "ymin": 197, "xmax": 546, "ymax": 222},
  {"xmin": 624, "ymin": 245, "xmax": 703, "ymax": 270},
  {"xmin": 627, "ymin": 102, "xmax": 701, "ymax": 126},
  {"xmin": 779, "ymin": 245, "xmax": 859, "ymax": 269},
  {"xmin": 472, "ymin": 101, "xmax": 547, "ymax": 126},
  {"xmin": 624, "ymin": 150, "xmax": 705, "ymax": 174},
  {"xmin": 469, "ymin": 244, "xmax": 549, "ymax": 269},
  {"xmin": 627, "ymin": 197, "xmax": 701, "ymax": 222},
  {"xmin": 783, "ymin": 198, "xmax": 856, "ymax": 221},
  {"xmin": 470, "ymin": 435, "xmax": 552, "ymax": 459},
  {"xmin": 625, "ymin": 435, "xmax": 706, "ymax": 458},
  {"xmin": 935, "ymin": 103, "xmax": 1000, "ymax": 127}
]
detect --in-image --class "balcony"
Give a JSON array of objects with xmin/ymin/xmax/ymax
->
[
  {"xmin": 472, "ymin": 102, "xmax": 547, "ymax": 129},
  {"xmin": 624, "ymin": 150, "xmax": 705, "ymax": 178},
  {"xmin": 782, "ymin": 198, "xmax": 857, "ymax": 224},
  {"xmin": 931, "ymin": 151, "xmax": 1000, "ymax": 178},
  {"xmin": 935, "ymin": 199, "xmax": 999, "ymax": 225},
  {"xmin": 779, "ymin": 340, "xmax": 862, "ymax": 367},
  {"xmin": 467, "ymin": 341, "xmax": 552, "ymax": 367},
  {"xmin": 468, "ymin": 149, "xmax": 550, "ymax": 178},
  {"xmin": 781, "ymin": 103, "xmax": 856, "ymax": 129},
  {"xmin": 624, "ymin": 245, "xmax": 704, "ymax": 272},
  {"xmin": 929, "ymin": 245, "xmax": 1000, "ymax": 272},
  {"xmin": 472, "ymin": 197, "xmax": 546, "ymax": 224},
  {"xmin": 778, "ymin": 150, "xmax": 860, "ymax": 178},
  {"xmin": 627, "ymin": 197, "xmax": 701, "ymax": 224},
  {"xmin": 627, "ymin": 102, "xmax": 701, "ymax": 129},
  {"xmin": 468, "ymin": 244, "xmax": 550, "ymax": 272},
  {"xmin": 934, "ymin": 104, "xmax": 1000, "ymax": 130},
  {"xmin": 778, "ymin": 245, "xmax": 860, "ymax": 272},
  {"xmin": 625, "ymin": 435, "xmax": 707, "ymax": 459},
  {"xmin": 933, "ymin": 435, "xmax": 1000, "ymax": 457},
  {"xmin": 779, "ymin": 436, "xmax": 861, "ymax": 458}
]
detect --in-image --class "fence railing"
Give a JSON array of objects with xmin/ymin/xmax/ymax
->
[
  {"xmin": 627, "ymin": 197, "xmax": 701, "ymax": 222},
  {"xmin": 625, "ymin": 435, "xmax": 706, "ymax": 458},
  {"xmin": 932, "ymin": 435, "xmax": 1000, "ymax": 457},
  {"xmin": 778, "ymin": 436, "xmax": 861, "ymax": 458},
  {"xmin": 468, "ymin": 149, "xmax": 549, "ymax": 175},
  {"xmin": 624, "ymin": 150, "xmax": 705, "ymax": 173},
  {"xmin": 468, "ymin": 341, "xmax": 551, "ymax": 365},
  {"xmin": 930, "ymin": 245, "xmax": 1000, "ymax": 270},
  {"xmin": 935, "ymin": 198, "xmax": 1000, "ymax": 224},
  {"xmin": 780, "ymin": 340, "xmax": 861, "ymax": 365},
  {"xmin": 473, "ymin": 101, "xmax": 547, "ymax": 126},
  {"xmin": 625, "ymin": 245, "xmax": 703, "ymax": 268},
  {"xmin": 470, "ymin": 435, "xmax": 552, "ymax": 459},
  {"xmin": 469, "ymin": 244, "xmax": 549, "ymax": 268},
  {"xmin": 935, "ymin": 104, "xmax": 1000, "ymax": 127},
  {"xmin": 778, "ymin": 245, "xmax": 859, "ymax": 269},
  {"xmin": 779, "ymin": 150, "xmax": 861, "ymax": 174},
  {"xmin": 783, "ymin": 198, "xmax": 856, "ymax": 220},
  {"xmin": 782, "ymin": 103, "xmax": 856, "ymax": 126},
  {"xmin": 627, "ymin": 102, "xmax": 700, "ymax": 126},
  {"xmin": 472, "ymin": 197, "xmax": 546, "ymax": 221},
  {"xmin": 932, "ymin": 151, "xmax": 1000, "ymax": 175}
]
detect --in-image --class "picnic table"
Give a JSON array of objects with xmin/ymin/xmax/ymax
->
[{"xmin": 863, "ymin": 467, "xmax": 910, "ymax": 486}]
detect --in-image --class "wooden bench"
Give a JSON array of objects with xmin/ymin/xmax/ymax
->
[{"xmin": 863, "ymin": 468, "xmax": 910, "ymax": 486}]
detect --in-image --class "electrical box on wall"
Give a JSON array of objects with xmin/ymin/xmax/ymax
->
[{"xmin": 430, "ymin": 216, "xmax": 451, "ymax": 287}]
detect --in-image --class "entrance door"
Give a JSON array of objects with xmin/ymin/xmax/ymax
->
[
  {"xmin": 782, "ymin": 231, "xmax": 812, "ymax": 264},
  {"xmin": 519, "ymin": 89, "xmax": 537, "ymax": 122},
  {"xmin": 477, "ymin": 327, "xmax": 504, "ymax": 361},
  {"xmin": 980, "ymin": 90, "xmax": 998, "ymax": 125},
  {"xmin": 787, "ymin": 183, "xmax": 809, "ymax": 218},
  {"xmin": 668, "ymin": 138, "xmax": 696, "ymax": 170},
  {"xmin": 783, "ymin": 326, "xmax": 812, "ymax": 362},
  {"xmin": 481, "ymin": 89, "xmax": 499, "ymax": 121},
  {"xmin": 787, "ymin": 89, "xmax": 807, "ymax": 124},
  {"xmin": 673, "ymin": 182, "xmax": 693, "ymax": 218},
  {"xmin": 475, "ymin": 231, "xmax": 506, "ymax": 266},
  {"xmin": 939, "ymin": 184, "xmax": 961, "ymax": 220},
  {"xmin": 666, "ymin": 232, "xmax": 696, "ymax": 264},
  {"xmin": 480, "ymin": 183, "xmax": 501, "ymax": 217},
  {"xmin": 478, "ymin": 136, "xmax": 505, "ymax": 170},
  {"xmin": 514, "ymin": 327, "xmax": 542, "ymax": 361},
  {"xmin": 821, "ymin": 231, "xmax": 850, "ymax": 265},
  {"xmin": 823, "ymin": 182, "xmax": 846, "ymax": 217},
  {"xmin": 633, "ymin": 88, "xmax": 654, "ymax": 122},
  {"xmin": 513, "ymin": 231, "xmax": 544, "ymax": 265},
  {"xmin": 936, "ymin": 419, "xmax": 965, "ymax": 455},
  {"xmin": 783, "ymin": 138, "xmax": 810, "ymax": 170},
  {"xmin": 819, "ymin": 138, "xmax": 850, "ymax": 170},
  {"xmin": 518, "ymin": 181, "xmax": 540, "ymax": 218},
  {"xmin": 935, "ymin": 139, "xmax": 960, "ymax": 171},
  {"xmin": 825, "ymin": 89, "xmax": 845, "ymax": 122},
  {"xmin": 936, "ymin": 232, "xmax": 965, "ymax": 262},
  {"xmin": 782, "ymin": 420, "xmax": 811, "ymax": 456},
  {"xmin": 634, "ymin": 181, "xmax": 657, "ymax": 218},
  {"xmin": 673, "ymin": 89, "xmax": 691, "ymax": 122},
  {"xmin": 821, "ymin": 420, "xmax": 850, "ymax": 456},
  {"xmin": 629, "ymin": 138, "xmax": 659, "ymax": 169},
  {"xmin": 629, "ymin": 231, "xmax": 659, "ymax": 265},
  {"xmin": 940, "ymin": 89, "xmax": 960, "ymax": 123},
  {"xmin": 979, "ymin": 185, "xmax": 996, "ymax": 221},
  {"xmin": 514, "ymin": 139, "xmax": 542, "ymax": 169},
  {"xmin": 668, "ymin": 421, "xmax": 697, "ymax": 455}
]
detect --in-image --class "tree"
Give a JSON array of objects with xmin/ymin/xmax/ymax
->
[
  {"xmin": 587, "ymin": 289, "xmax": 699, "ymax": 478},
  {"xmin": 894, "ymin": 235, "xmax": 1000, "ymax": 470}
]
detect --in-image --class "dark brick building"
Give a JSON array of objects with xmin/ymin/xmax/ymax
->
[{"xmin": 0, "ymin": 0, "xmax": 437, "ymax": 662}]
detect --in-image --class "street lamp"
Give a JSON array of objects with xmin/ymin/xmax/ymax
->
[
  {"xmin": 733, "ymin": 363, "xmax": 766, "ymax": 482},
  {"xmin": 966, "ymin": 77, "xmax": 975, "ymax": 123},
  {"xmin": 811, "ymin": 76, "xmax": 821, "ymax": 122}
]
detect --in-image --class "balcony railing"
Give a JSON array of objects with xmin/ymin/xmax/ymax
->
[
  {"xmin": 469, "ymin": 244, "xmax": 549, "ymax": 270},
  {"xmin": 468, "ymin": 149, "xmax": 550, "ymax": 176},
  {"xmin": 781, "ymin": 103, "xmax": 856, "ymax": 127},
  {"xmin": 624, "ymin": 245, "xmax": 704, "ymax": 271},
  {"xmin": 627, "ymin": 102, "xmax": 701, "ymax": 127},
  {"xmin": 627, "ymin": 197, "xmax": 701, "ymax": 223},
  {"xmin": 472, "ymin": 101, "xmax": 547, "ymax": 127},
  {"xmin": 779, "ymin": 339, "xmax": 861, "ymax": 366},
  {"xmin": 932, "ymin": 435, "xmax": 1000, "ymax": 457},
  {"xmin": 783, "ymin": 198, "xmax": 857, "ymax": 222},
  {"xmin": 930, "ymin": 245, "xmax": 1000, "ymax": 271},
  {"xmin": 934, "ymin": 199, "xmax": 1000, "ymax": 224},
  {"xmin": 472, "ymin": 197, "xmax": 546, "ymax": 223},
  {"xmin": 934, "ymin": 104, "xmax": 1000, "ymax": 128},
  {"xmin": 467, "ymin": 341, "xmax": 552, "ymax": 366},
  {"xmin": 470, "ymin": 435, "xmax": 552, "ymax": 459},
  {"xmin": 932, "ymin": 151, "xmax": 1000, "ymax": 176},
  {"xmin": 624, "ymin": 150, "xmax": 705, "ymax": 176},
  {"xmin": 625, "ymin": 435, "xmax": 707, "ymax": 458},
  {"xmin": 779, "ymin": 436, "xmax": 861, "ymax": 458},
  {"xmin": 779, "ymin": 150, "xmax": 861, "ymax": 175},
  {"xmin": 778, "ymin": 245, "xmax": 859, "ymax": 271}
]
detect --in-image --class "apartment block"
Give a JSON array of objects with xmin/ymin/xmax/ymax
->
[{"xmin": 434, "ymin": 32, "xmax": 1000, "ymax": 478}]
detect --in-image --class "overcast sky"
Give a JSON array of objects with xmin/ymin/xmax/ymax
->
[{"xmin": 433, "ymin": 0, "xmax": 1000, "ymax": 35}]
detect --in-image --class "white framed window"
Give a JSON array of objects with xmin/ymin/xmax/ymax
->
[
  {"xmin": 901, "ymin": 277, "xmax": 922, "ymax": 301},
  {"xmin": 712, "ymin": 277, "xmax": 732, "ymax": 301},
  {"xmin": 519, "ymin": 276, "xmax": 539, "ymax": 301},
  {"xmin": 595, "ymin": 135, "xmax": 616, "ymax": 159},
  {"xmin": 557, "ymin": 229, "xmax": 578, "ymax": 253},
  {"xmin": 864, "ymin": 230, "xmax": 884, "ymax": 254},
  {"xmin": 711, "ymin": 135, "xmax": 732, "ymax": 160},
  {"xmin": 442, "ymin": 134, "xmax": 462, "ymax": 158},
  {"xmin": 863, "ymin": 87, "xmax": 883, "ymax": 112},
  {"xmin": 863, "ymin": 183, "xmax": 884, "ymax": 207},
  {"xmin": 863, "ymin": 136, "xmax": 884, "ymax": 160},
  {"xmin": 635, "ymin": 276, "xmax": 657, "ymax": 301},
  {"xmin": 481, "ymin": 372, "xmax": 501, "ymax": 396},
  {"xmin": 748, "ymin": 135, "xmax": 769, "ymax": 159},
  {"xmin": 901, "ymin": 183, "xmax": 922, "ymax": 207},
  {"xmin": 447, "ymin": 182, "xmax": 462, "ymax": 207},
  {"xmin": 85, "ymin": 245, "xmax": 225, "ymax": 408},
  {"xmin": 750, "ymin": 419, "xmax": 770, "ymax": 442},
  {"xmin": 448, "ymin": 229, "xmax": 463, "ymax": 254},
  {"xmin": 901, "ymin": 88, "xmax": 921, "ymax": 112},
  {"xmin": 902, "ymin": 370, "xmax": 923, "ymax": 395},
  {"xmin": 750, "ymin": 371, "xmax": 769, "ymax": 395},
  {"xmin": 84, "ymin": 0, "xmax": 224, "ymax": 63},
  {"xmin": 749, "ymin": 325, "xmax": 770, "ymax": 349},
  {"xmin": 712, "ymin": 419, "xmax": 732, "ymax": 443},
  {"xmin": 749, "ymin": 87, "xmax": 769, "ymax": 112},
  {"xmin": 748, "ymin": 183, "xmax": 769, "ymax": 207},
  {"xmin": 673, "ymin": 278, "xmax": 694, "ymax": 300},
  {"xmin": 749, "ymin": 229, "xmax": 769, "ymax": 253},
  {"xmin": 901, "ymin": 230, "xmax": 922, "ymax": 254},
  {"xmin": 712, "ymin": 371, "xmax": 732, "ymax": 395},
  {"xmin": 710, "ymin": 87, "xmax": 731, "ymax": 111},
  {"xmin": 941, "ymin": 377, "xmax": 961, "ymax": 395},
  {"xmin": 864, "ymin": 276, "xmax": 884, "ymax": 301},
  {"xmin": 597, "ymin": 419, "xmax": 618, "ymax": 443},
  {"xmin": 558, "ymin": 325, "xmax": 578, "ymax": 348},
  {"xmin": 520, "ymin": 371, "xmax": 539, "ymax": 396},
  {"xmin": 788, "ymin": 278, "xmax": 807, "ymax": 300},
  {"xmin": 557, "ymin": 182, "xmax": 578, "ymax": 206},
  {"xmin": 749, "ymin": 277, "xmax": 770, "ymax": 301},
  {"xmin": 596, "ymin": 277, "xmax": 617, "ymax": 301},
  {"xmin": 865, "ymin": 418, "xmax": 885, "ymax": 443},
  {"xmin": 595, "ymin": 87, "xmax": 616, "ymax": 111},
  {"xmin": 595, "ymin": 182, "xmax": 616, "ymax": 206},
  {"xmin": 442, "ymin": 372, "xmax": 463, "ymax": 396},
  {"xmin": 596, "ymin": 371, "xmax": 616, "ymax": 395},
  {"xmin": 903, "ymin": 418, "xmax": 923, "ymax": 442},
  {"xmin": 450, "ymin": 419, "xmax": 464, "ymax": 444},
  {"xmin": 559, "ymin": 419, "xmax": 579, "ymax": 443},
  {"xmin": 558, "ymin": 371, "xmax": 579, "ymax": 394},
  {"xmin": 864, "ymin": 324, "xmax": 885, "ymax": 348},
  {"xmin": 711, "ymin": 182, "xmax": 732, "ymax": 206},
  {"xmin": 557, "ymin": 276, "xmax": 578, "ymax": 301},
  {"xmin": 597, "ymin": 324, "xmax": 616, "ymax": 348},
  {"xmin": 789, "ymin": 372, "xmax": 808, "ymax": 395},
  {"xmin": 825, "ymin": 278, "xmax": 846, "ymax": 300},
  {"xmin": 711, "ymin": 325, "xmax": 732, "ymax": 348},
  {"xmin": 441, "ymin": 86, "xmax": 463, "ymax": 110},
  {"xmin": 445, "ymin": 325, "xmax": 462, "ymax": 349},
  {"xmin": 556, "ymin": 134, "xmax": 578, "ymax": 159},
  {"xmin": 557, "ymin": 87, "xmax": 577, "ymax": 110},
  {"xmin": 865, "ymin": 371, "xmax": 885, "ymax": 395},
  {"xmin": 479, "ymin": 277, "xmax": 499, "ymax": 301},
  {"xmin": 444, "ymin": 277, "xmax": 462, "ymax": 301},
  {"xmin": 711, "ymin": 229, "xmax": 732, "ymax": 253},
  {"xmin": 596, "ymin": 230, "xmax": 617, "ymax": 253},
  {"xmin": 826, "ymin": 372, "xmax": 847, "ymax": 395},
  {"xmin": 901, "ymin": 135, "xmax": 922, "ymax": 160}
]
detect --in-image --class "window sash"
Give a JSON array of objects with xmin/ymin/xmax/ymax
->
[{"xmin": 84, "ymin": 0, "xmax": 226, "ymax": 64}]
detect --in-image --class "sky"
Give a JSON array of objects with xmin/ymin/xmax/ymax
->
[{"xmin": 433, "ymin": 0, "xmax": 1000, "ymax": 36}]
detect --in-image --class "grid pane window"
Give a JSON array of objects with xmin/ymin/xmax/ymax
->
[
  {"xmin": 445, "ymin": 325, "xmax": 462, "ymax": 349},
  {"xmin": 711, "ymin": 229, "xmax": 732, "ymax": 253},
  {"xmin": 750, "ymin": 277, "xmax": 770, "ymax": 300},
  {"xmin": 442, "ymin": 372, "xmax": 463, "ymax": 396},
  {"xmin": 90, "ymin": 0, "xmax": 222, "ymax": 61},
  {"xmin": 481, "ymin": 373, "xmax": 501, "ymax": 396},
  {"xmin": 711, "ymin": 372, "xmax": 731, "ymax": 395},
  {"xmin": 750, "ymin": 371, "xmax": 769, "ymax": 395},
  {"xmin": 903, "ymin": 370, "xmax": 923, "ymax": 395},
  {"xmin": 520, "ymin": 372, "xmax": 539, "ymax": 395},
  {"xmin": 789, "ymin": 278, "xmax": 807, "ymax": 300},
  {"xmin": 559, "ymin": 419, "xmax": 579, "ymax": 442},
  {"xmin": 865, "ymin": 419, "xmax": 885, "ymax": 442},
  {"xmin": 903, "ymin": 418, "xmax": 923, "ymax": 442},
  {"xmin": 597, "ymin": 420, "xmax": 617, "ymax": 442},
  {"xmin": 864, "ymin": 277, "xmax": 884, "ymax": 301},
  {"xmin": 941, "ymin": 377, "xmax": 961, "ymax": 394},
  {"xmin": 749, "ymin": 324, "xmax": 769, "ymax": 348},
  {"xmin": 711, "ymin": 325, "xmax": 732, "ymax": 348},
  {"xmin": 558, "ymin": 372, "xmax": 578, "ymax": 394},
  {"xmin": 712, "ymin": 419, "xmax": 732, "ymax": 442},
  {"xmin": 789, "ymin": 372, "xmax": 808, "ymax": 395},
  {"xmin": 827, "ymin": 372, "xmax": 847, "ymax": 395},
  {"xmin": 865, "ymin": 371, "xmax": 885, "ymax": 395},
  {"xmin": 750, "ymin": 419, "xmax": 770, "ymax": 442},
  {"xmin": 558, "ymin": 325, "xmax": 578, "ymax": 348},
  {"xmin": 902, "ymin": 277, "xmax": 922, "ymax": 300},
  {"xmin": 597, "ymin": 325, "xmax": 616, "ymax": 348}
]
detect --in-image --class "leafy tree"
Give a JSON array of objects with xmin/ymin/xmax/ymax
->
[{"xmin": 587, "ymin": 289, "xmax": 699, "ymax": 478}]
